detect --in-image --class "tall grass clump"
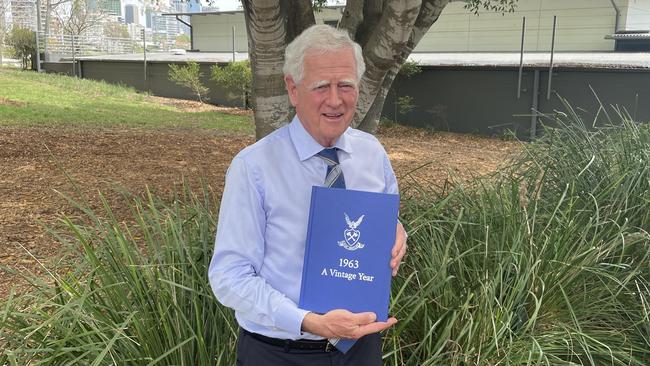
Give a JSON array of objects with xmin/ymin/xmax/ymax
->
[
  {"xmin": 0, "ymin": 186, "xmax": 238, "ymax": 365},
  {"xmin": 1, "ymin": 101, "xmax": 648, "ymax": 365},
  {"xmin": 387, "ymin": 106, "xmax": 649, "ymax": 365}
]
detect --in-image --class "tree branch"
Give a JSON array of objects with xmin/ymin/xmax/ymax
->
[
  {"xmin": 355, "ymin": 0, "xmax": 383, "ymax": 46},
  {"xmin": 282, "ymin": 0, "xmax": 315, "ymax": 43},
  {"xmin": 339, "ymin": 0, "xmax": 364, "ymax": 39},
  {"xmin": 354, "ymin": 0, "xmax": 421, "ymax": 127}
]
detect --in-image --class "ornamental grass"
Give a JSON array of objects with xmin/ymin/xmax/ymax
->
[{"xmin": 1, "ymin": 104, "xmax": 648, "ymax": 365}]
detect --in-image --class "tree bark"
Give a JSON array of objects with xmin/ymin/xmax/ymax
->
[
  {"xmin": 241, "ymin": 0, "xmax": 315, "ymax": 140},
  {"xmin": 0, "ymin": 2, "xmax": 5, "ymax": 66},
  {"xmin": 44, "ymin": 0, "xmax": 51, "ymax": 57},
  {"xmin": 350, "ymin": 0, "xmax": 422, "ymax": 129},
  {"xmin": 339, "ymin": 0, "xmax": 364, "ymax": 39},
  {"xmin": 357, "ymin": 0, "xmax": 450, "ymax": 133}
]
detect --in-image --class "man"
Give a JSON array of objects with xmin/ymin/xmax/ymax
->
[{"xmin": 209, "ymin": 24, "xmax": 407, "ymax": 365}]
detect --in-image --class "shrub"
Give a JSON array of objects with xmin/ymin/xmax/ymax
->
[
  {"xmin": 168, "ymin": 61, "xmax": 210, "ymax": 103},
  {"xmin": 387, "ymin": 108, "xmax": 650, "ymax": 364},
  {"xmin": 6, "ymin": 27, "xmax": 36, "ymax": 69},
  {"xmin": 210, "ymin": 61, "xmax": 252, "ymax": 109},
  {"xmin": 0, "ymin": 186, "xmax": 238, "ymax": 364}
]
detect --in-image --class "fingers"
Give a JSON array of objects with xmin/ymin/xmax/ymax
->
[
  {"xmin": 352, "ymin": 311, "xmax": 377, "ymax": 324},
  {"xmin": 391, "ymin": 222, "xmax": 406, "ymax": 257},
  {"xmin": 321, "ymin": 311, "xmax": 397, "ymax": 339},
  {"xmin": 391, "ymin": 222, "xmax": 408, "ymax": 276},
  {"xmin": 353, "ymin": 317, "xmax": 398, "ymax": 338}
]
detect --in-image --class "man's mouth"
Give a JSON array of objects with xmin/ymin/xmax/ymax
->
[{"xmin": 322, "ymin": 113, "xmax": 344, "ymax": 119}]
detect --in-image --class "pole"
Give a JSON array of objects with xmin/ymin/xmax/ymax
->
[
  {"xmin": 547, "ymin": 15, "xmax": 557, "ymax": 100},
  {"xmin": 142, "ymin": 29, "xmax": 147, "ymax": 81},
  {"xmin": 71, "ymin": 34, "xmax": 76, "ymax": 77},
  {"xmin": 35, "ymin": 0, "xmax": 42, "ymax": 71},
  {"xmin": 517, "ymin": 17, "xmax": 526, "ymax": 99},
  {"xmin": 530, "ymin": 70, "xmax": 540, "ymax": 139},
  {"xmin": 232, "ymin": 26, "xmax": 235, "ymax": 62}
]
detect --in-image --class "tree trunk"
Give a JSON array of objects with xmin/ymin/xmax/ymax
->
[
  {"xmin": 243, "ymin": 0, "xmax": 453, "ymax": 139},
  {"xmin": 44, "ymin": 0, "xmax": 51, "ymax": 58},
  {"xmin": 356, "ymin": 0, "xmax": 450, "ymax": 133},
  {"xmin": 0, "ymin": 10, "xmax": 4, "ymax": 66},
  {"xmin": 241, "ymin": 0, "xmax": 315, "ymax": 139}
]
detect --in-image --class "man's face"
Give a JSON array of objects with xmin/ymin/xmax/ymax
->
[{"xmin": 285, "ymin": 47, "xmax": 359, "ymax": 147}]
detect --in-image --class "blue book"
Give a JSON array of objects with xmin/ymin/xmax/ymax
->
[{"xmin": 299, "ymin": 186, "xmax": 400, "ymax": 351}]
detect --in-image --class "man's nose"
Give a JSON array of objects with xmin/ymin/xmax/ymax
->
[{"xmin": 326, "ymin": 87, "xmax": 342, "ymax": 107}]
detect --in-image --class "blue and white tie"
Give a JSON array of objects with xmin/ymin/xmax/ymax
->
[
  {"xmin": 317, "ymin": 148, "xmax": 346, "ymax": 189},
  {"xmin": 316, "ymin": 148, "xmax": 356, "ymax": 352}
]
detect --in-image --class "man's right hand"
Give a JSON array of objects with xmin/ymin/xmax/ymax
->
[{"xmin": 301, "ymin": 310, "xmax": 397, "ymax": 339}]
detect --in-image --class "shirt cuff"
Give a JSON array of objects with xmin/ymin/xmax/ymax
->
[{"xmin": 275, "ymin": 300, "xmax": 311, "ymax": 337}]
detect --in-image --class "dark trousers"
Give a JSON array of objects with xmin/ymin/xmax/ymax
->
[{"xmin": 236, "ymin": 330, "xmax": 383, "ymax": 366}]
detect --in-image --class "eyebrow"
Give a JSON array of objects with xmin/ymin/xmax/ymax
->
[{"xmin": 310, "ymin": 79, "xmax": 357, "ymax": 89}]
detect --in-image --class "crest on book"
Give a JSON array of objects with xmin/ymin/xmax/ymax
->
[{"xmin": 338, "ymin": 213, "xmax": 365, "ymax": 251}]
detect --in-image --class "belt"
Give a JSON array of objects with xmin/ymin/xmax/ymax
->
[{"xmin": 242, "ymin": 329, "xmax": 334, "ymax": 352}]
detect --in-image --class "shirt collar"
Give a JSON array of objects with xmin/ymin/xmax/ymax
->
[{"xmin": 289, "ymin": 115, "xmax": 354, "ymax": 162}]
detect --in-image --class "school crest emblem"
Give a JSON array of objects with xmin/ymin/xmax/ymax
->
[{"xmin": 338, "ymin": 213, "xmax": 365, "ymax": 251}]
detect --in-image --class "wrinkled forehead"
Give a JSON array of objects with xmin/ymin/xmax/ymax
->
[{"xmin": 302, "ymin": 48, "xmax": 358, "ymax": 81}]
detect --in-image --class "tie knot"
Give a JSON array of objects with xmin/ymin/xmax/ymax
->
[{"xmin": 317, "ymin": 148, "xmax": 339, "ymax": 166}]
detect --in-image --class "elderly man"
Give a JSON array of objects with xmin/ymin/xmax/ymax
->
[{"xmin": 208, "ymin": 24, "xmax": 407, "ymax": 365}]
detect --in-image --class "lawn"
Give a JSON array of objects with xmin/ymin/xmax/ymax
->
[{"xmin": 0, "ymin": 67, "xmax": 253, "ymax": 132}]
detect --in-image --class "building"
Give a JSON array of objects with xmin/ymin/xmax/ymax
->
[
  {"xmin": 124, "ymin": 4, "xmax": 139, "ymax": 24},
  {"xmin": 98, "ymin": 0, "xmax": 121, "ymax": 16},
  {"xmin": 167, "ymin": 0, "xmax": 650, "ymax": 53},
  {"xmin": 424, "ymin": 0, "xmax": 650, "ymax": 52},
  {"xmin": 8, "ymin": 0, "xmax": 35, "ymax": 30},
  {"xmin": 162, "ymin": 7, "xmax": 343, "ymax": 52}
]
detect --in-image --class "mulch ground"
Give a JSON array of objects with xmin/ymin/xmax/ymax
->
[{"xmin": 0, "ymin": 110, "xmax": 520, "ymax": 299}]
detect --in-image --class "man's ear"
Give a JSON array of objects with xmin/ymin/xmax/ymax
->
[{"xmin": 285, "ymin": 75, "xmax": 298, "ymax": 107}]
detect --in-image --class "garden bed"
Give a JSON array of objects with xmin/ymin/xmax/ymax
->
[{"xmin": 0, "ymin": 122, "xmax": 519, "ymax": 298}]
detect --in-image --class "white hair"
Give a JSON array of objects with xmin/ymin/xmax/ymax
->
[{"xmin": 283, "ymin": 24, "xmax": 366, "ymax": 84}]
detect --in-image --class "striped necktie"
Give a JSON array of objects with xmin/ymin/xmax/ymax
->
[
  {"xmin": 316, "ymin": 148, "xmax": 354, "ymax": 352},
  {"xmin": 317, "ymin": 148, "xmax": 346, "ymax": 189}
]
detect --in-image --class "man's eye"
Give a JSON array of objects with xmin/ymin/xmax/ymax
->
[{"xmin": 339, "ymin": 84, "xmax": 354, "ymax": 90}]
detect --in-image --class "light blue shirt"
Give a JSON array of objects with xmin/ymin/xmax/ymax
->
[{"xmin": 208, "ymin": 116, "xmax": 398, "ymax": 340}]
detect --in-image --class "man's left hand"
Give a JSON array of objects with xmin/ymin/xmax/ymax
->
[{"xmin": 390, "ymin": 222, "xmax": 407, "ymax": 276}]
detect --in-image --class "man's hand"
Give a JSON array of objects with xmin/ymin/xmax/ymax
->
[
  {"xmin": 391, "ymin": 222, "xmax": 407, "ymax": 276},
  {"xmin": 301, "ymin": 310, "xmax": 397, "ymax": 339}
]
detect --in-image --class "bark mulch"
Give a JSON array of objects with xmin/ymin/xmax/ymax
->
[{"xmin": 0, "ymin": 120, "xmax": 520, "ymax": 299}]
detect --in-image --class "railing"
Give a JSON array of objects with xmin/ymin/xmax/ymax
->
[{"xmin": 37, "ymin": 32, "xmax": 189, "ymax": 58}]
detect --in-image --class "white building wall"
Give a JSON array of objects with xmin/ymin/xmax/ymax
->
[
  {"xmin": 620, "ymin": 0, "xmax": 650, "ymax": 30},
  {"xmin": 191, "ymin": 7, "xmax": 343, "ymax": 52},
  {"xmin": 187, "ymin": 1, "xmax": 648, "ymax": 53},
  {"xmin": 418, "ymin": 0, "xmax": 619, "ymax": 52},
  {"xmin": 192, "ymin": 13, "xmax": 247, "ymax": 52}
]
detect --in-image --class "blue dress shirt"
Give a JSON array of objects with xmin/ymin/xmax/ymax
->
[{"xmin": 208, "ymin": 116, "xmax": 398, "ymax": 340}]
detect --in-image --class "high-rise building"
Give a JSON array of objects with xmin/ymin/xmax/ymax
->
[
  {"xmin": 153, "ymin": 13, "xmax": 178, "ymax": 35},
  {"xmin": 124, "ymin": 4, "xmax": 138, "ymax": 24},
  {"xmin": 145, "ymin": 8, "xmax": 153, "ymax": 28},
  {"xmin": 98, "ymin": 0, "xmax": 121, "ymax": 16},
  {"xmin": 9, "ymin": 0, "xmax": 36, "ymax": 30},
  {"xmin": 172, "ymin": 0, "xmax": 186, "ymax": 13}
]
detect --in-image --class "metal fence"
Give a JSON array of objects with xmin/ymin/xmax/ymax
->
[
  {"xmin": 37, "ymin": 32, "xmax": 188, "ymax": 59},
  {"xmin": 39, "ymin": 33, "xmax": 137, "ymax": 56}
]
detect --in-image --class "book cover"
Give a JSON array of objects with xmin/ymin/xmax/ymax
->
[{"xmin": 299, "ymin": 186, "xmax": 400, "ymax": 322}]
